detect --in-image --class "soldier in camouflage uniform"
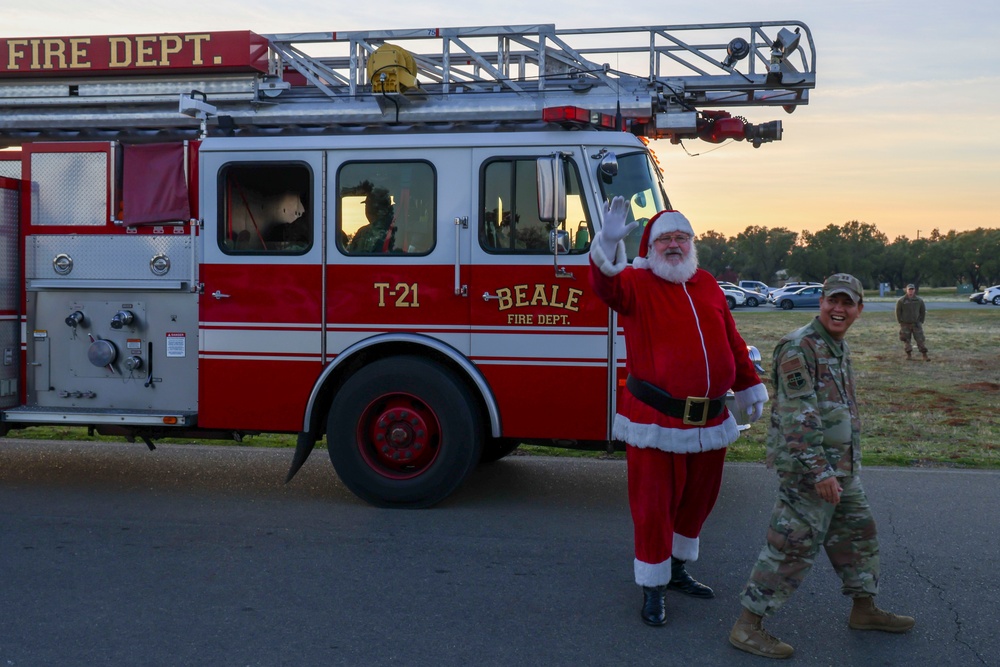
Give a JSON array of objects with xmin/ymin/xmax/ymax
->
[
  {"xmin": 347, "ymin": 186, "xmax": 396, "ymax": 254},
  {"xmin": 728, "ymin": 274, "xmax": 915, "ymax": 659},
  {"xmin": 896, "ymin": 284, "xmax": 928, "ymax": 361}
]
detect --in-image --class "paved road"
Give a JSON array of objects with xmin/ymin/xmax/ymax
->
[{"xmin": 1, "ymin": 439, "xmax": 997, "ymax": 666}]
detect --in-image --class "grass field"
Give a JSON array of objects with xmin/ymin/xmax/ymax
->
[
  {"xmin": 727, "ymin": 307, "xmax": 1000, "ymax": 468},
  {"xmin": 3, "ymin": 305, "xmax": 999, "ymax": 469}
]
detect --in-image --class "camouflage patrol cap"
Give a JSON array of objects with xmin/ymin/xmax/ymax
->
[
  {"xmin": 823, "ymin": 273, "xmax": 863, "ymax": 303},
  {"xmin": 906, "ymin": 283, "xmax": 916, "ymax": 289}
]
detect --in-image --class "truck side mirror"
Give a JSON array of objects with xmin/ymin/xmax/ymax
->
[
  {"xmin": 536, "ymin": 155, "xmax": 566, "ymax": 224},
  {"xmin": 549, "ymin": 229, "xmax": 571, "ymax": 254},
  {"xmin": 598, "ymin": 151, "xmax": 618, "ymax": 184}
]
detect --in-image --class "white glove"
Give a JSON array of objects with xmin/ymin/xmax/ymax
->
[
  {"xmin": 746, "ymin": 401, "xmax": 764, "ymax": 423},
  {"xmin": 597, "ymin": 196, "xmax": 637, "ymax": 261},
  {"xmin": 735, "ymin": 384, "xmax": 768, "ymax": 423}
]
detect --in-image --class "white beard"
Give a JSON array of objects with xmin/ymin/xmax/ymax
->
[{"xmin": 647, "ymin": 240, "xmax": 699, "ymax": 283}]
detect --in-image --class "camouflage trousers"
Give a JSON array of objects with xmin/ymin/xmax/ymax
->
[
  {"xmin": 899, "ymin": 322, "xmax": 927, "ymax": 353},
  {"xmin": 739, "ymin": 473, "xmax": 880, "ymax": 617}
]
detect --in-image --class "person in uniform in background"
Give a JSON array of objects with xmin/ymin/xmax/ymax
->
[
  {"xmin": 895, "ymin": 284, "xmax": 928, "ymax": 361},
  {"xmin": 589, "ymin": 197, "xmax": 768, "ymax": 627},
  {"xmin": 348, "ymin": 184, "xmax": 396, "ymax": 253},
  {"xmin": 729, "ymin": 273, "xmax": 914, "ymax": 660}
]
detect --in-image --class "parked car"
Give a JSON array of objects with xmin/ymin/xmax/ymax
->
[
  {"xmin": 767, "ymin": 281, "xmax": 823, "ymax": 304},
  {"xmin": 970, "ymin": 290, "xmax": 986, "ymax": 304},
  {"xmin": 720, "ymin": 285, "xmax": 747, "ymax": 310},
  {"xmin": 718, "ymin": 281, "xmax": 763, "ymax": 307},
  {"xmin": 983, "ymin": 285, "xmax": 1000, "ymax": 305},
  {"xmin": 738, "ymin": 280, "xmax": 773, "ymax": 296},
  {"xmin": 771, "ymin": 284, "xmax": 823, "ymax": 310}
]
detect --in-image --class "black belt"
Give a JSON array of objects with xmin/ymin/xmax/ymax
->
[{"xmin": 626, "ymin": 375, "xmax": 725, "ymax": 426}]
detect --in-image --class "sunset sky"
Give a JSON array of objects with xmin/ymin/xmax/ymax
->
[{"xmin": 6, "ymin": 1, "xmax": 998, "ymax": 240}]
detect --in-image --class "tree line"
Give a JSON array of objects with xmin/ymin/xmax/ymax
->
[{"xmin": 696, "ymin": 222, "xmax": 1000, "ymax": 290}]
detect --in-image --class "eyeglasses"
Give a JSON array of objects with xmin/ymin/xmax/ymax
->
[{"xmin": 652, "ymin": 233, "xmax": 692, "ymax": 245}]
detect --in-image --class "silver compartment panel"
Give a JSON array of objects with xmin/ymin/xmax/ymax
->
[{"xmin": 28, "ymin": 234, "xmax": 192, "ymax": 285}]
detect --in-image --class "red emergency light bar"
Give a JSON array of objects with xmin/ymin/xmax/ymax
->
[
  {"xmin": 0, "ymin": 31, "xmax": 269, "ymax": 78},
  {"xmin": 542, "ymin": 106, "xmax": 618, "ymax": 129}
]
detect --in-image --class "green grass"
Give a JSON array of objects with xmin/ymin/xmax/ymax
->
[
  {"xmin": 726, "ymin": 308, "xmax": 1000, "ymax": 468},
  {"xmin": 5, "ymin": 308, "xmax": 999, "ymax": 469}
]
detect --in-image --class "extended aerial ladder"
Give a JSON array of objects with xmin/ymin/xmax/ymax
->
[{"xmin": 0, "ymin": 21, "xmax": 815, "ymax": 147}]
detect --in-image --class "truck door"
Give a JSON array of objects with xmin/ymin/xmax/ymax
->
[
  {"xmin": 0, "ymin": 176, "xmax": 19, "ymax": 410},
  {"xmin": 198, "ymin": 149, "xmax": 325, "ymax": 432},
  {"xmin": 468, "ymin": 148, "xmax": 610, "ymax": 442},
  {"xmin": 324, "ymin": 147, "xmax": 471, "ymax": 359}
]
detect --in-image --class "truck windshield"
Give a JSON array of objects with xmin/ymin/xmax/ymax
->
[{"xmin": 598, "ymin": 151, "xmax": 668, "ymax": 261}]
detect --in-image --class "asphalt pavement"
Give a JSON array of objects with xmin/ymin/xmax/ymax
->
[{"xmin": 0, "ymin": 439, "xmax": 997, "ymax": 666}]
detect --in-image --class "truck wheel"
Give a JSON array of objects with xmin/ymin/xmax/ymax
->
[
  {"xmin": 480, "ymin": 437, "xmax": 520, "ymax": 463},
  {"xmin": 327, "ymin": 356, "xmax": 483, "ymax": 508},
  {"xmin": 726, "ymin": 296, "xmax": 736, "ymax": 309},
  {"xmin": 780, "ymin": 299, "xmax": 794, "ymax": 310},
  {"xmin": 745, "ymin": 295, "xmax": 759, "ymax": 307}
]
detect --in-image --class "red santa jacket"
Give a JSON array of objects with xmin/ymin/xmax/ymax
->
[{"xmin": 590, "ymin": 241, "xmax": 766, "ymax": 453}]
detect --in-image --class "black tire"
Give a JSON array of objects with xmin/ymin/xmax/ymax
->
[
  {"xmin": 745, "ymin": 295, "xmax": 759, "ymax": 307},
  {"xmin": 726, "ymin": 296, "xmax": 736, "ymax": 309},
  {"xmin": 780, "ymin": 299, "xmax": 794, "ymax": 310},
  {"xmin": 327, "ymin": 356, "xmax": 483, "ymax": 508},
  {"xmin": 480, "ymin": 437, "xmax": 520, "ymax": 463},
  {"xmin": 993, "ymin": 295, "xmax": 1000, "ymax": 306}
]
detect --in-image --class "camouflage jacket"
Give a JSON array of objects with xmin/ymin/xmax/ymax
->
[
  {"xmin": 895, "ymin": 295, "xmax": 925, "ymax": 324},
  {"xmin": 767, "ymin": 317, "xmax": 861, "ymax": 483},
  {"xmin": 348, "ymin": 223, "xmax": 396, "ymax": 254}
]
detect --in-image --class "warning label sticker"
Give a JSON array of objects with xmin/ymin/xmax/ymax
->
[{"xmin": 166, "ymin": 332, "xmax": 186, "ymax": 358}]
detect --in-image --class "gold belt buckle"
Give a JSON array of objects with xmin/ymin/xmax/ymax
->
[{"xmin": 683, "ymin": 396, "xmax": 710, "ymax": 426}]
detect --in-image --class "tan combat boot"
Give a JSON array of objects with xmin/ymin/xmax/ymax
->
[
  {"xmin": 849, "ymin": 596, "xmax": 915, "ymax": 632},
  {"xmin": 922, "ymin": 351, "xmax": 930, "ymax": 361},
  {"xmin": 906, "ymin": 350, "xmax": 912, "ymax": 360},
  {"xmin": 729, "ymin": 608, "xmax": 794, "ymax": 659}
]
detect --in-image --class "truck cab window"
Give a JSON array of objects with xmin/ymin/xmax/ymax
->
[
  {"xmin": 481, "ymin": 158, "xmax": 591, "ymax": 254},
  {"xmin": 218, "ymin": 163, "xmax": 312, "ymax": 254},
  {"xmin": 598, "ymin": 151, "xmax": 666, "ymax": 262},
  {"xmin": 337, "ymin": 161, "xmax": 436, "ymax": 255}
]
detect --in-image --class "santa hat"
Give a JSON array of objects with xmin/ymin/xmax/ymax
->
[{"xmin": 632, "ymin": 210, "xmax": 695, "ymax": 269}]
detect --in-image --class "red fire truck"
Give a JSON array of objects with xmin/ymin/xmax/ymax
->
[{"xmin": 0, "ymin": 22, "xmax": 815, "ymax": 506}]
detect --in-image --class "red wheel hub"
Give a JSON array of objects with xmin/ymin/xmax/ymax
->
[{"xmin": 357, "ymin": 394, "xmax": 441, "ymax": 479}]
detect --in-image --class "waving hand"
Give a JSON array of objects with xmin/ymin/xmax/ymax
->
[{"xmin": 597, "ymin": 196, "xmax": 638, "ymax": 260}]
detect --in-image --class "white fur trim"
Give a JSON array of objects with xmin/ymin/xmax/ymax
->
[
  {"xmin": 672, "ymin": 533, "xmax": 699, "ymax": 562},
  {"xmin": 612, "ymin": 412, "xmax": 740, "ymax": 453},
  {"xmin": 589, "ymin": 233, "xmax": 629, "ymax": 277},
  {"xmin": 635, "ymin": 557, "xmax": 672, "ymax": 587},
  {"xmin": 649, "ymin": 211, "xmax": 694, "ymax": 239},
  {"xmin": 734, "ymin": 383, "xmax": 769, "ymax": 412}
]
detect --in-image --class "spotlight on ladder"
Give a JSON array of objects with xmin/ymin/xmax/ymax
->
[{"xmin": 721, "ymin": 37, "xmax": 750, "ymax": 68}]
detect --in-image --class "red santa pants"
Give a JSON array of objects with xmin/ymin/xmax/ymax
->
[{"xmin": 626, "ymin": 444, "xmax": 727, "ymax": 586}]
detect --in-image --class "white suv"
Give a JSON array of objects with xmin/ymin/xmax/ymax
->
[
  {"xmin": 719, "ymin": 281, "xmax": 763, "ymax": 307},
  {"xmin": 719, "ymin": 285, "xmax": 747, "ymax": 309},
  {"xmin": 983, "ymin": 284, "xmax": 1000, "ymax": 306}
]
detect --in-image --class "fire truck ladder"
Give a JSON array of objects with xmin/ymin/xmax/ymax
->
[{"xmin": 0, "ymin": 21, "xmax": 816, "ymax": 145}]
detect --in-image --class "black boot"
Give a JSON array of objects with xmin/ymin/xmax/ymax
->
[
  {"xmin": 641, "ymin": 586, "xmax": 667, "ymax": 626},
  {"xmin": 666, "ymin": 559, "xmax": 714, "ymax": 599}
]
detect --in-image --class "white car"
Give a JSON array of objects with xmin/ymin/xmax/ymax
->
[
  {"xmin": 720, "ymin": 286, "xmax": 746, "ymax": 310},
  {"xmin": 983, "ymin": 284, "xmax": 1000, "ymax": 306},
  {"xmin": 718, "ymin": 281, "xmax": 764, "ymax": 307}
]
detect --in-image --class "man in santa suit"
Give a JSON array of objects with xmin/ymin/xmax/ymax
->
[{"xmin": 589, "ymin": 197, "xmax": 768, "ymax": 627}]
